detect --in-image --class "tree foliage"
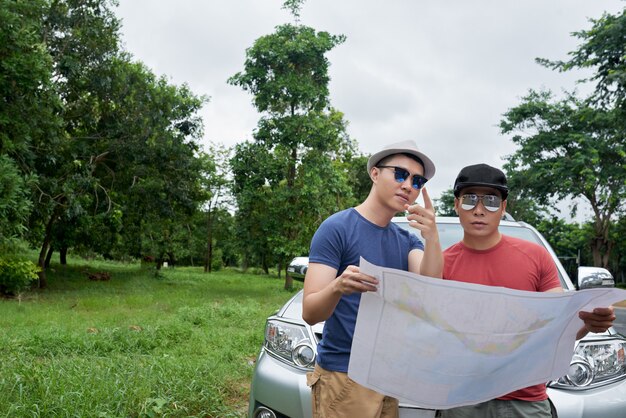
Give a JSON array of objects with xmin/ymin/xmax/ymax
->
[
  {"xmin": 435, "ymin": 188, "xmax": 456, "ymax": 217},
  {"xmin": 536, "ymin": 8, "xmax": 626, "ymax": 108},
  {"xmin": 0, "ymin": 0, "xmax": 60, "ymax": 159},
  {"xmin": 200, "ymin": 144, "xmax": 233, "ymax": 272},
  {"xmin": 0, "ymin": 0, "xmax": 59, "ymax": 248},
  {"xmin": 229, "ymin": 24, "xmax": 345, "ymax": 116},
  {"xmin": 502, "ymin": 7, "xmax": 626, "ymax": 273},
  {"xmin": 229, "ymin": 22, "xmax": 358, "ymax": 286},
  {"xmin": 501, "ymin": 93, "xmax": 625, "ymax": 269},
  {"xmin": 0, "ymin": 0, "xmax": 209, "ymax": 286},
  {"xmin": 534, "ymin": 217, "xmax": 593, "ymax": 279},
  {"xmin": 0, "ymin": 156, "xmax": 35, "ymax": 243},
  {"xmin": 282, "ymin": 0, "xmax": 306, "ymax": 22}
]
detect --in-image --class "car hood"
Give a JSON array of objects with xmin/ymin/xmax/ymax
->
[
  {"xmin": 281, "ymin": 290, "xmax": 324, "ymax": 338},
  {"xmin": 281, "ymin": 290, "xmax": 305, "ymax": 320}
]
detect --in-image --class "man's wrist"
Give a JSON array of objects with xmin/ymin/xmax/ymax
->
[{"xmin": 423, "ymin": 235, "xmax": 440, "ymax": 245}]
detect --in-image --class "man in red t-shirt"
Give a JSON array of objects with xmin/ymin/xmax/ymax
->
[{"xmin": 441, "ymin": 163, "xmax": 616, "ymax": 418}]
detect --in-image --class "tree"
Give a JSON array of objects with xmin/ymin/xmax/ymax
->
[
  {"xmin": 282, "ymin": 0, "xmax": 306, "ymax": 23},
  {"xmin": 535, "ymin": 217, "xmax": 592, "ymax": 279},
  {"xmin": 435, "ymin": 189, "xmax": 456, "ymax": 217},
  {"xmin": 501, "ymin": 8, "xmax": 626, "ymax": 270},
  {"xmin": 610, "ymin": 217, "xmax": 626, "ymax": 283},
  {"xmin": 502, "ymin": 193, "xmax": 549, "ymax": 225},
  {"xmin": 4, "ymin": 0, "xmax": 209, "ymax": 285},
  {"xmin": 19, "ymin": 0, "xmax": 124, "ymax": 286},
  {"xmin": 500, "ymin": 90, "xmax": 625, "ymax": 268},
  {"xmin": 536, "ymin": 9, "xmax": 626, "ymax": 108},
  {"xmin": 200, "ymin": 144, "xmax": 232, "ymax": 273},
  {"xmin": 0, "ymin": 156, "xmax": 35, "ymax": 244},
  {"xmin": 0, "ymin": 0, "xmax": 60, "ymax": 240},
  {"xmin": 337, "ymin": 152, "xmax": 371, "ymax": 204},
  {"xmin": 229, "ymin": 22, "xmax": 356, "ymax": 287}
]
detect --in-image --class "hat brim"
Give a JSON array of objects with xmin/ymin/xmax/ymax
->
[
  {"xmin": 454, "ymin": 182, "xmax": 509, "ymax": 198},
  {"xmin": 367, "ymin": 148, "xmax": 436, "ymax": 180}
]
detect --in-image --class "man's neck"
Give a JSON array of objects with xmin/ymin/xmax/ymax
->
[
  {"xmin": 462, "ymin": 232, "xmax": 503, "ymax": 251},
  {"xmin": 355, "ymin": 198, "xmax": 397, "ymax": 227}
]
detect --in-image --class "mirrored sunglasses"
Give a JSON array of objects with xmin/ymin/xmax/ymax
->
[
  {"xmin": 377, "ymin": 165, "xmax": 428, "ymax": 190},
  {"xmin": 460, "ymin": 194, "xmax": 502, "ymax": 212}
]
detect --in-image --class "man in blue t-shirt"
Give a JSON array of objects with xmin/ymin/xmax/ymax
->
[{"xmin": 303, "ymin": 140, "xmax": 443, "ymax": 418}]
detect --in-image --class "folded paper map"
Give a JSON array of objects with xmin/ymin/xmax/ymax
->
[{"xmin": 348, "ymin": 257, "xmax": 626, "ymax": 409}]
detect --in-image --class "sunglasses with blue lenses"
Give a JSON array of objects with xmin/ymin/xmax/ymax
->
[
  {"xmin": 377, "ymin": 165, "xmax": 428, "ymax": 190},
  {"xmin": 460, "ymin": 194, "xmax": 502, "ymax": 212}
]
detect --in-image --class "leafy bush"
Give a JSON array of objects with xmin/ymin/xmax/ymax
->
[
  {"xmin": 0, "ymin": 257, "xmax": 39, "ymax": 295},
  {"xmin": 0, "ymin": 155, "xmax": 35, "ymax": 243},
  {"xmin": 211, "ymin": 248, "xmax": 224, "ymax": 271}
]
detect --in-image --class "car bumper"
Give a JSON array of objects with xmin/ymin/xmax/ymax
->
[
  {"xmin": 248, "ymin": 349, "xmax": 313, "ymax": 418},
  {"xmin": 547, "ymin": 378, "xmax": 626, "ymax": 418},
  {"xmin": 249, "ymin": 349, "xmax": 626, "ymax": 418}
]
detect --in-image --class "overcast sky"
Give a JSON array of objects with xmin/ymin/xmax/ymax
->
[{"xmin": 115, "ymin": 0, "xmax": 624, "ymax": 216}]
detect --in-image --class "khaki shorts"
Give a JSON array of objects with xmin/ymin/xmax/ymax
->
[
  {"xmin": 439, "ymin": 399, "xmax": 554, "ymax": 418},
  {"xmin": 306, "ymin": 364, "xmax": 399, "ymax": 418}
]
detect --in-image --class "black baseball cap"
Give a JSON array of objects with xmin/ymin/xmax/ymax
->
[{"xmin": 453, "ymin": 164, "xmax": 509, "ymax": 200}]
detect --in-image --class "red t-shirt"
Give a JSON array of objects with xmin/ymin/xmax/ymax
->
[{"xmin": 443, "ymin": 234, "xmax": 562, "ymax": 401}]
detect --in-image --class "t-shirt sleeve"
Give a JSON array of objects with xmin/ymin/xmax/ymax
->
[
  {"xmin": 308, "ymin": 218, "xmax": 342, "ymax": 271},
  {"xmin": 538, "ymin": 248, "xmax": 562, "ymax": 291},
  {"xmin": 409, "ymin": 232, "xmax": 425, "ymax": 252}
]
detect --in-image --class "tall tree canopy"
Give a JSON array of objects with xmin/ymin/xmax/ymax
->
[
  {"xmin": 501, "ymin": 6, "xmax": 626, "ymax": 269},
  {"xmin": 0, "ymin": 0, "xmax": 209, "ymax": 286},
  {"xmin": 229, "ymin": 23, "xmax": 359, "ymax": 286},
  {"xmin": 0, "ymin": 0, "xmax": 58, "ymax": 242}
]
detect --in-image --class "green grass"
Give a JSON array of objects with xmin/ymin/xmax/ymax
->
[{"xmin": 0, "ymin": 258, "xmax": 302, "ymax": 417}]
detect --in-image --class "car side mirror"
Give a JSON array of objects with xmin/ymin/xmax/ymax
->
[{"xmin": 577, "ymin": 266, "xmax": 615, "ymax": 290}]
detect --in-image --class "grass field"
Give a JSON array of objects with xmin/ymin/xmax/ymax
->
[
  {"xmin": 0, "ymin": 258, "xmax": 302, "ymax": 417},
  {"xmin": 2, "ymin": 258, "xmax": 624, "ymax": 417}
]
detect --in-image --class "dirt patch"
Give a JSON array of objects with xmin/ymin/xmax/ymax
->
[{"xmin": 87, "ymin": 272, "xmax": 111, "ymax": 281}]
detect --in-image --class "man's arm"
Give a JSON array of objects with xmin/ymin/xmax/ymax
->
[
  {"xmin": 545, "ymin": 287, "xmax": 616, "ymax": 339},
  {"xmin": 406, "ymin": 188, "xmax": 443, "ymax": 278},
  {"xmin": 302, "ymin": 263, "xmax": 379, "ymax": 325}
]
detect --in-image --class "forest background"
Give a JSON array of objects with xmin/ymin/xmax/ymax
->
[{"xmin": 1, "ymin": 0, "xmax": 625, "ymax": 296}]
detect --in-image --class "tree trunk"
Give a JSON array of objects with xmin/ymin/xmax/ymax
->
[
  {"xmin": 591, "ymin": 216, "xmax": 613, "ymax": 269},
  {"xmin": 44, "ymin": 246, "xmax": 54, "ymax": 268},
  {"xmin": 37, "ymin": 213, "xmax": 57, "ymax": 288},
  {"xmin": 284, "ymin": 274, "xmax": 293, "ymax": 291},
  {"xmin": 262, "ymin": 256, "xmax": 269, "ymax": 275},
  {"xmin": 282, "ymin": 260, "xmax": 294, "ymax": 290},
  {"xmin": 283, "ymin": 145, "xmax": 298, "ymax": 291},
  {"xmin": 60, "ymin": 246, "xmax": 68, "ymax": 265},
  {"xmin": 204, "ymin": 209, "xmax": 214, "ymax": 273},
  {"xmin": 187, "ymin": 223, "xmax": 194, "ymax": 267}
]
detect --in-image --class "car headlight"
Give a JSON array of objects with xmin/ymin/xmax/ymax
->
[
  {"xmin": 549, "ymin": 338, "xmax": 626, "ymax": 390},
  {"xmin": 264, "ymin": 319, "xmax": 315, "ymax": 369}
]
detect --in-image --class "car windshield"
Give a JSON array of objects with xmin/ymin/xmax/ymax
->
[{"xmin": 395, "ymin": 222, "xmax": 542, "ymax": 250}]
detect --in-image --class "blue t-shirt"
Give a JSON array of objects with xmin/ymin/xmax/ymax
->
[{"xmin": 309, "ymin": 208, "xmax": 424, "ymax": 372}]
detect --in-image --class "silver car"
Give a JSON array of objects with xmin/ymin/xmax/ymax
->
[{"xmin": 248, "ymin": 217, "xmax": 626, "ymax": 418}]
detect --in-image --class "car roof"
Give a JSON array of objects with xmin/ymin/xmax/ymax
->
[{"xmin": 394, "ymin": 215, "xmax": 520, "ymax": 227}]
